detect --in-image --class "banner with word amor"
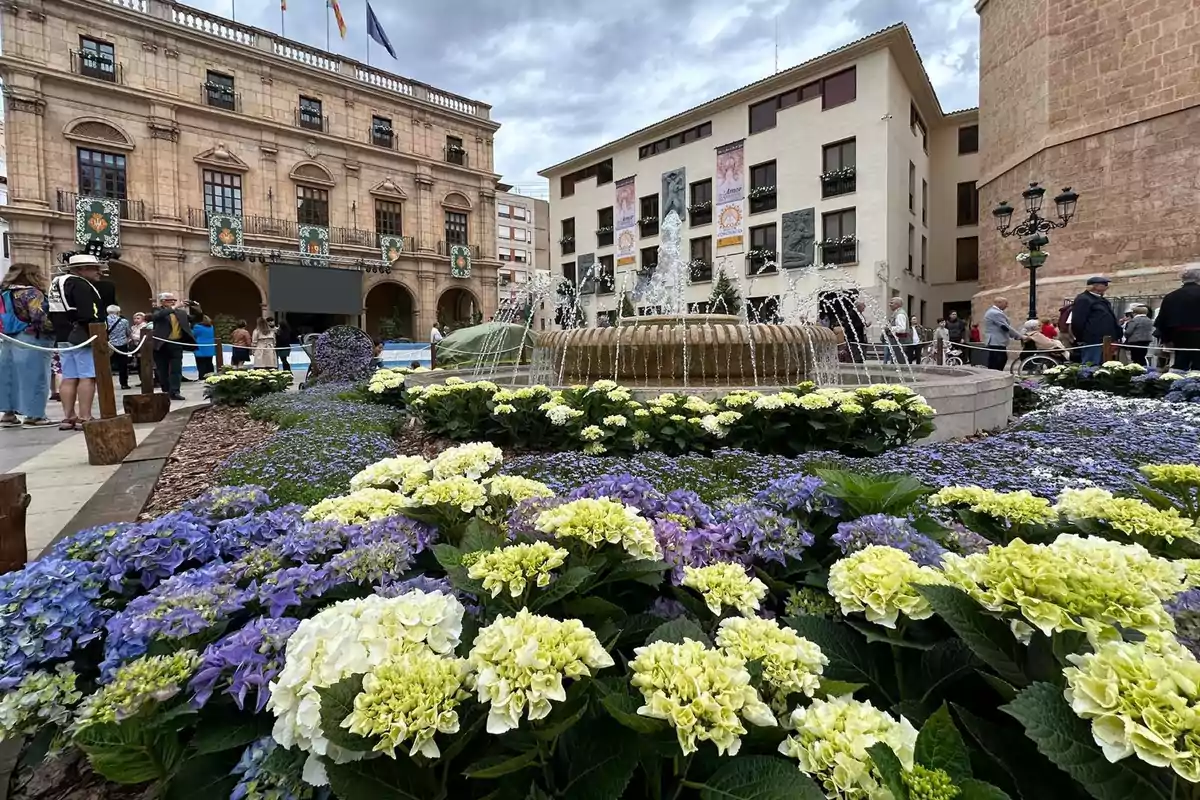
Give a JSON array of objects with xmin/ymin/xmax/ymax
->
[
  {"xmin": 715, "ymin": 140, "xmax": 745, "ymax": 250},
  {"xmin": 615, "ymin": 176, "xmax": 637, "ymax": 267}
]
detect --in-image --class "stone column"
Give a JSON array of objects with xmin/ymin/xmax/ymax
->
[
  {"xmin": 147, "ymin": 106, "xmax": 181, "ymax": 222},
  {"xmin": 1, "ymin": 79, "xmax": 48, "ymax": 211},
  {"xmin": 418, "ymin": 269, "xmax": 437, "ymax": 337},
  {"xmin": 415, "ymin": 172, "xmax": 435, "ymax": 252}
]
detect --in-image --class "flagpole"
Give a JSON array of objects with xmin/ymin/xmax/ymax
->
[
  {"xmin": 280, "ymin": 4, "xmax": 285, "ymax": 37},
  {"xmin": 231, "ymin": 0, "xmax": 236, "ymax": 20},
  {"xmin": 326, "ymin": 1, "xmax": 331, "ymax": 51}
]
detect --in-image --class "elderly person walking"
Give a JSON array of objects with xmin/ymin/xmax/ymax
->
[
  {"xmin": 1122, "ymin": 305, "xmax": 1154, "ymax": 367},
  {"xmin": 105, "ymin": 304, "xmax": 133, "ymax": 390},
  {"xmin": 150, "ymin": 292, "xmax": 202, "ymax": 401},
  {"xmin": 1155, "ymin": 266, "xmax": 1200, "ymax": 373},
  {"xmin": 882, "ymin": 297, "xmax": 911, "ymax": 364},
  {"xmin": 0, "ymin": 263, "xmax": 56, "ymax": 427},
  {"xmin": 1071, "ymin": 276, "xmax": 1122, "ymax": 365},
  {"xmin": 983, "ymin": 297, "xmax": 1024, "ymax": 370}
]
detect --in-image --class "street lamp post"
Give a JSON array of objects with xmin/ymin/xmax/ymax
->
[{"xmin": 992, "ymin": 182, "xmax": 1079, "ymax": 322}]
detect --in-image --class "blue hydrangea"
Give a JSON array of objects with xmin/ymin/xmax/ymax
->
[
  {"xmin": 100, "ymin": 511, "xmax": 219, "ymax": 592},
  {"xmin": 568, "ymin": 474, "xmax": 666, "ymax": 517},
  {"xmin": 45, "ymin": 522, "xmax": 136, "ymax": 563},
  {"xmin": 755, "ymin": 475, "xmax": 842, "ymax": 517},
  {"xmin": 212, "ymin": 505, "xmax": 307, "ymax": 559},
  {"xmin": 183, "ymin": 485, "xmax": 272, "ymax": 522},
  {"xmin": 714, "ymin": 503, "xmax": 815, "ymax": 565},
  {"xmin": 190, "ymin": 617, "xmax": 300, "ymax": 712},
  {"xmin": 1167, "ymin": 589, "xmax": 1200, "ymax": 659},
  {"xmin": 831, "ymin": 514, "xmax": 947, "ymax": 567},
  {"xmin": 256, "ymin": 564, "xmax": 346, "ymax": 618},
  {"xmin": 231, "ymin": 737, "xmax": 312, "ymax": 800},
  {"xmin": 662, "ymin": 489, "xmax": 715, "ymax": 526}
]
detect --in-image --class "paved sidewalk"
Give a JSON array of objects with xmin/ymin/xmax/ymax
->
[{"xmin": 2, "ymin": 380, "xmax": 210, "ymax": 561}]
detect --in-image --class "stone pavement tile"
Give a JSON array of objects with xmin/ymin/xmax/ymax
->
[
  {"xmin": 25, "ymin": 508, "xmax": 83, "ymax": 555},
  {"xmin": 23, "ymin": 465, "xmax": 118, "ymax": 491}
]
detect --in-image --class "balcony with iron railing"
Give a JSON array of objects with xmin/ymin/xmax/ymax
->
[
  {"xmin": 185, "ymin": 208, "xmax": 417, "ymax": 252},
  {"xmin": 296, "ymin": 108, "xmax": 328, "ymax": 133},
  {"xmin": 202, "ymin": 82, "xmax": 240, "ymax": 112},
  {"xmin": 818, "ymin": 238, "xmax": 858, "ymax": 266},
  {"xmin": 688, "ymin": 259, "xmax": 713, "ymax": 283},
  {"xmin": 70, "ymin": 49, "xmax": 123, "ymax": 83},
  {"xmin": 371, "ymin": 125, "xmax": 396, "ymax": 150},
  {"xmin": 820, "ymin": 167, "xmax": 857, "ymax": 198},
  {"xmin": 746, "ymin": 249, "xmax": 778, "ymax": 276},
  {"xmin": 436, "ymin": 241, "xmax": 482, "ymax": 259},
  {"xmin": 57, "ymin": 190, "xmax": 147, "ymax": 221},
  {"xmin": 444, "ymin": 146, "xmax": 468, "ymax": 167}
]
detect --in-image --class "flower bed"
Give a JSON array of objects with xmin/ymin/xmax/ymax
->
[
  {"xmin": 364, "ymin": 365, "xmax": 437, "ymax": 407},
  {"xmin": 405, "ymin": 379, "xmax": 936, "ymax": 457},
  {"xmin": 1043, "ymin": 362, "xmax": 1200, "ymax": 400},
  {"xmin": 203, "ymin": 369, "xmax": 293, "ymax": 406}
]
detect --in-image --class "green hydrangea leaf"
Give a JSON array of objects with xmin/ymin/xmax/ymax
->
[
  {"xmin": 529, "ymin": 566, "xmax": 594, "ymax": 611},
  {"xmin": 326, "ymin": 754, "xmax": 438, "ymax": 800},
  {"xmin": 74, "ymin": 722, "xmax": 183, "ymax": 785},
  {"xmin": 914, "ymin": 705, "xmax": 972, "ymax": 782},
  {"xmin": 557, "ymin": 721, "xmax": 640, "ymax": 800},
  {"xmin": 601, "ymin": 691, "xmax": 666, "ymax": 734},
  {"xmin": 163, "ymin": 751, "xmax": 241, "ymax": 800},
  {"xmin": 1002, "ymin": 682, "xmax": 1170, "ymax": 800},
  {"xmin": 316, "ymin": 674, "xmax": 374, "ymax": 752},
  {"xmin": 915, "ymin": 585, "xmax": 1028, "ymax": 687},
  {"xmin": 464, "ymin": 748, "xmax": 541, "ymax": 779},
  {"xmin": 784, "ymin": 615, "xmax": 891, "ymax": 700},
  {"xmin": 958, "ymin": 779, "xmax": 1014, "ymax": 800},
  {"xmin": 697, "ymin": 755, "xmax": 826, "ymax": 800},
  {"xmin": 867, "ymin": 743, "xmax": 910, "ymax": 800},
  {"xmin": 646, "ymin": 617, "xmax": 712, "ymax": 648}
]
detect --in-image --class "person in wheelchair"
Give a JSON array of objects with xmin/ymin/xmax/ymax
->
[{"xmin": 1017, "ymin": 319, "xmax": 1068, "ymax": 369}]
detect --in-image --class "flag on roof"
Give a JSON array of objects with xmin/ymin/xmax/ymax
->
[
  {"xmin": 328, "ymin": 0, "xmax": 346, "ymax": 39},
  {"xmin": 366, "ymin": 2, "xmax": 397, "ymax": 59}
]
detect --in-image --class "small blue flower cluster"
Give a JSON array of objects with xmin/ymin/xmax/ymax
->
[
  {"xmin": 183, "ymin": 485, "xmax": 272, "ymax": 522},
  {"xmin": 231, "ymin": 737, "xmax": 312, "ymax": 800}
]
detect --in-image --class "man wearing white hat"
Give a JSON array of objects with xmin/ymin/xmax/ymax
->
[{"xmin": 46, "ymin": 254, "xmax": 104, "ymax": 429}]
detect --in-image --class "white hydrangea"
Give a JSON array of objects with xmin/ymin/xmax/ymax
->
[
  {"xmin": 268, "ymin": 592, "xmax": 465, "ymax": 786},
  {"xmin": 431, "ymin": 442, "xmax": 504, "ymax": 481},
  {"xmin": 349, "ymin": 455, "xmax": 430, "ymax": 493}
]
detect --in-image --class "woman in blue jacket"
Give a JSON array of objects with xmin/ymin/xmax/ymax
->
[{"xmin": 193, "ymin": 316, "xmax": 216, "ymax": 379}]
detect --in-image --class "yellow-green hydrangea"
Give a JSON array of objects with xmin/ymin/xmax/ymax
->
[
  {"xmin": 681, "ymin": 562, "xmax": 768, "ymax": 616},
  {"xmin": 466, "ymin": 542, "xmax": 569, "ymax": 598},
  {"xmin": 1055, "ymin": 487, "xmax": 1198, "ymax": 543},
  {"xmin": 929, "ymin": 485, "xmax": 1057, "ymax": 526},
  {"xmin": 430, "ymin": 442, "xmax": 504, "ymax": 481},
  {"xmin": 409, "ymin": 477, "xmax": 488, "ymax": 514},
  {"xmin": 871, "ymin": 399, "xmax": 902, "ymax": 412},
  {"xmin": 630, "ymin": 639, "xmax": 776, "ymax": 756},
  {"xmin": 535, "ymin": 498, "xmax": 662, "ymax": 561},
  {"xmin": 778, "ymin": 694, "xmax": 918, "ymax": 799},
  {"xmin": 798, "ymin": 393, "xmax": 834, "ymax": 410},
  {"xmin": 580, "ymin": 425, "xmax": 605, "ymax": 442},
  {"xmin": 0, "ymin": 664, "xmax": 82, "ymax": 740},
  {"xmin": 1064, "ymin": 632, "xmax": 1200, "ymax": 782},
  {"xmin": 341, "ymin": 648, "xmax": 470, "ymax": 758},
  {"xmin": 827, "ymin": 546, "xmax": 946, "ymax": 628},
  {"xmin": 1141, "ymin": 463, "xmax": 1200, "ymax": 490},
  {"xmin": 903, "ymin": 764, "xmax": 960, "ymax": 800},
  {"xmin": 941, "ymin": 534, "xmax": 1179, "ymax": 641},
  {"xmin": 349, "ymin": 455, "xmax": 430, "ymax": 493},
  {"xmin": 467, "ymin": 609, "xmax": 613, "ymax": 734},
  {"xmin": 714, "ymin": 617, "xmax": 827, "ymax": 708},
  {"xmin": 839, "ymin": 402, "xmax": 865, "ymax": 415},
  {"xmin": 305, "ymin": 488, "xmax": 412, "ymax": 524},
  {"xmin": 75, "ymin": 651, "xmax": 200, "ymax": 730},
  {"xmin": 484, "ymin": 475, "xmax": 554, "ymax": 505}
]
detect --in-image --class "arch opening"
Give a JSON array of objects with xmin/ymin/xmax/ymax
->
[
  {"xmin": 365, "ymin": 282, "xmax": 416, "ymax": 342},
  {"xmin": 188, "ymin": 269, "xmax": 263, "ymax": 341},
  {"xmin": 436, "ymin": 287, "xmax": 480, "ymax": 331},
  {"xmin": 101, "ymin": 262, "xmax": 153, "ymax": 320}
]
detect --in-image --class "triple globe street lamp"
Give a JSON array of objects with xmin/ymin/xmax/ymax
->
[{"xmin": 992, "ymin": 182, "xmax": 1080, "ymax": 322}]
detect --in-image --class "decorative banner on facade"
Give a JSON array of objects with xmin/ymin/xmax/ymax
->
[
  {"xmin": 614, "ymin": 176, "xmax": 637, "ymax": 267},
  {"xmin": 662, "ymin": 167, "xmax": 686, "ymax": 223},
  {"xmin": 380, "ymin": 234, "xmax": 405, "ymax": 265},
  {"xmin": 715, "ymin": 140, "xmax": 745, "ymax": 249},
  {"xmin": 75, "ymin": 196, "xmax": 120, "ymax": 248},
  {"xmin": 298, "ymin": 224, "xmax": 330, "ymax": 267},
  {"xmin": 208, "ymin": 213, "xmax": 243, "ymax": 257},
  {"xmin": 449, "ymin": 244, "xmax": 472, "ymax": 278}
]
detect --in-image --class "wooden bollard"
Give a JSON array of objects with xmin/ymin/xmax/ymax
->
[
  {"xmin": 1102, "ymin": 335, "xmax": 1115, "ymax": 363},
  {"xmin": 935, "ymin": 336, "xmax": 944, "ymax": 366},
  {"xmin": 215, "ymin": 337, "xmax": 225, "ymax": 370},
  {"xmin": 0, "ymin": 474, "xmax": 29, "ymax": 573},
  {"xmin": 83, "ymin": 323, "xmax": 136, "ymax": 465},
  {"xmin": 123, "ymin": 335, "xmax": 170, "ymax": 423}
]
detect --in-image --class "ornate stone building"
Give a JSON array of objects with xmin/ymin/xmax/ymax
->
[
  {"xmin": 0, "ymin": 0, "xmax": 501, "ymax": 340},
  {"xmin": 975, "ymin": 0, "xmax": 1200, "ymax": 320}
]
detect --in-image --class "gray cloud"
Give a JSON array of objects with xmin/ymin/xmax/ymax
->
[{"xmin": 194, "ymin": 0, "xmax": 979, "ymax": 191}]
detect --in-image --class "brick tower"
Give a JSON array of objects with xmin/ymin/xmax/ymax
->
[{"xmin": 975, "ymin": 0, "xmax": 1200, "ymax": 321}]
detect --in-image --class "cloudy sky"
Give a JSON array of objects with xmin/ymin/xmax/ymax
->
[{"xmin": 197, "ymin": 0, "xmax": 979, "ymax": 193}]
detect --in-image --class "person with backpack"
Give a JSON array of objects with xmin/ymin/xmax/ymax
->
[
  {"xmin": 105, "ymin": 304, "xmax": 134, "ymax": 390},
  {"xmin": 0, "ymin": 263, "xmax": 57, "ymax": 427}
]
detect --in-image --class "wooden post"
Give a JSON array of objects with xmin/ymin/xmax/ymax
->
[
  {"xmin": 124, "ymin": 335, "xmax": 170, "ymax": 423},
  {"xmin": 84, "ymin": 323, "xmax": 137, "ymax": 465},
  {"xmin": 215, "ymin": 337, "xmax": 225, "ymax": 370},
  {"xmin": 0, "ymin": 474, "xmax": 29, "ymax": 574},
  {"xmin": 1102, "ymin": 335, "xmax": 1115, "ymax": 362},
  {"xmin": 935, "ymin": 336, "xmax": 944, "ymax": 366}
]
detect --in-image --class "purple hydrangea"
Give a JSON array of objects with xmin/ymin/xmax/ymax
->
[
  {"xmin": 310, "ymin": 326, "xmax": 375, "ymax": 385},
  {"xmin": 942, "ymin": 525, "xmax": 994, "ymax": 556},
  {"xmin": 328, "ymin": 541, "xmax": 413, "ymax": 586},
  {"xmin": 831, "ymin": 514, "xmax": 948, "ymax": 567},
  {"xmin": 507, "ymin": 496, "xmax": 564, "ymax": 539},
  {"xmin": 649, "ymin": 597, "xmax": 689, "ymax": 619},
  {"xmin": 190, "ymin": 617, "xmax": 301, "ymax": 712},
  {"xmin": 756, "ymin": 475, "xmax": 842, "ymax": 517},
  {"xmin": 266, "ymin": 520, "xmax": 349, "ymax": 563},
  {"xmin": 101, "ymin": 565, "xmax": 250, "ymax": 676},
  {"xmin": 1167, "ymin": 589, "xmax": 1200, "ymax": 659},
  {"xmin": 0, "ymin": 557, "xmax": 109, "ymax": 689},
  {"xmin": 347, "ymin": 515, "xmax": 437, "ymax": 555},
  {"xmin": 101, "ymin": 511, "xmax": 219, "ymax": 593},
  {"xmin": 184, "ymin": 485, "xmax": 272, "ymax": 522},
  {"xmin": 714, "ymin": 503, "xmax": 814, "ymax": 565},
  {"xmin": 653, "ymin": 518, "xmax": 743, "ymax": 583},
  {"xmin": 663, "ymin": 489, "xmax": 715, "ymax": 526},
  {"xmin": 255, "ymin": 564, "xmax": 346, "ymax": 618},
  {"xmin": 213, "ymin": 505, "xmax": 307, "ymax": 559},
  {"xmin": 231, "ymin": 737, "xmax": 311, "ymax": 800},
  {"xmin": 568, "ymin": 474, "xmax": 666, "ymax": 517}
]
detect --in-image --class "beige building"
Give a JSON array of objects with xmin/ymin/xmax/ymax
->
[
  {"xmin": 494, "ymin": 185, "xmax": 551, "ymax": 327},
  {"xmin": 539, "ymin": 25, "xmax": 983, "ymax": 330},
  {"xmin": 0, "ymin": 0, "xmax": 501, "ymax": 341},
  {"xmin": 975, "ymin": 0, "xmax": 1200, "ymax": 320}
]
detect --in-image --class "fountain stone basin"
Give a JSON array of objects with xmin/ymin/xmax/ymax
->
[{"xmin": 534, "ymin": 314, "xmax": 841, "ymax": 386}]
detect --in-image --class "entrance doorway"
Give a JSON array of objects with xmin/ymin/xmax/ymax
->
[{"xmin": 281, "ymin": 312, "xmax": 353, "ymax": 339}]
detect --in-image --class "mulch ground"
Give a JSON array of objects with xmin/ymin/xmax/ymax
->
[
  {"xmin": 139, "ymin": 406, "xmax": 276, "ymax": 518},
  {"xmin": 394, "ymin": 421, "xmax": 536, "ymax": 462}
]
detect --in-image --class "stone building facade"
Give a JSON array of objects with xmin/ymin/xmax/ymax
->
[
  {"xmin": 0, "ymin": 0, "xmax": 501, "ymax": 341},
  {"xmin": 975, "ymin": 0, "xmax": 1200, "ymax": 320}
]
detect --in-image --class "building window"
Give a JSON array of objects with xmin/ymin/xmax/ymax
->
[
  {"xmin": 748, "ymin": 224, "xmax": 777, "ymax": 275},
  {"xmin": 498, "ymin": 248, "xmax": 512, "ymax": 262},
  {"xmin": 296, "ymin": 186, "xmax": 329, "ymax": 226},
  {"xmin": 511, "ymin": 205, "xmax": 528, "ymax": 221},
  {"xmin": 907, "ymin": 294, "xmax": 915, "ymax": 320},
  {"xmin": 749, "ymin": 161, "xmax": 777, "ymax": 214},
  {"xmin": 204, "ymin": 70, "xmax": 235, "ymax": 110},
  {"xmin": 498, "ymin": 203, "xmax": 511, "ymax": 219},
  {"xmin": 907, "ymin": 224, "xmax": 915, "ymax": 273},
  {"xmin": 298, "ymin": 96, "xmax": 324, "ymax": 131},
  {"xmin": 560, "ymin": 218, "xmax": 575, "ymax": 255},
  {"xmin": 920, "ymin": 235, "xmax": 927, "ymax": 279},
  {"xmin": 2, "ymin": 233, "xmax": 8, "ymax": 260},
  {"xmin": 908, "ymin": 162, "xmax": 915, "ymax": 212},
  {"xmin": 958, "ymin": 124, "xmax": 979, "ymax": 155},
  {"xmin": 821, "ymin": 138, "xmax": 856, "ymax": 197},
  {"xmin": 820, "ymin": 209, "xmax": 856, "ymax": 265},
  {"xmin": 375, "ymin": 200, "xmax": 402, "ymax": 235},
  {"xmin": 638, "ymin": 121, "xmax": 713, "ymax": 159},
  {"xmin": 445, "ymin": 135, "xmax": 466, "ymax": 166},
  {"xmin": 689, "ymin": 236, "xmax": 712, "ymax": 282},
  {"xmin": 921, "ymin": 179, "xmax": 928, "ymax": 226},
  {"xmin": 560, "ymin": 159, "xmax": 614, "ymax": 197},
  {"xmin": 78, "ymin": 36, "xmax": 116, "ymax": 81},
  {"xmin": 957, "ymin": 181, "xmax": 979, "ymax": 226},
  {"xmin": 956, "ymin": 237, "xmax": 979, "ymax": 281},
  {"xmin": 202, "ymin": 170, "xmax": 242, "ymax": 217},
  {"xmin": 77, "ymin": 148, "xmax": 127, "ymax": 200},
  {"xmin": 597, "ymin": 255, "xmax": 615, "ymax": 294},
  {"xmin": 748, "ymin": 66, "xmax": 856, "ymax": 134},
  {"xmin": 641, "ymin": 246, "xmax": 657, "ymax": 272},
  {"xmin": 689, "ymin": 179, "xmax": 712, "ymax": 226},
  {"xmin": 910, "ymin": 102, "xmax": 928, "ymax": 152},
  {"xmin": 597, "ymin": 206, "xmax": 614, "ymax": 248},
  {"xmin": 444, "ymin": 210, "xmax": 468, "ymax": 246},
  {"xmin": 639, "ymin": 195, "xmax": 659, "ymax": 237},
  {"xmin": 919, "ymin": 299, "xmax": 927, "ymax": 327},
  {"xmin": 514, "ymin": 249, "xmax": 528, "ymax": 264},
  {"xmin": 372, "ymin": 115, "xmax": 394, "ymax": 148},
  {"xmin": 561, "ymin": 261, "xmax": 577, "ymax": 286}
]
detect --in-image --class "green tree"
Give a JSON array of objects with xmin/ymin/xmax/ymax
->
[
  {"xmin": 708, "ymin": 268, "xmax": 742, "ymax": 315},
  {"xmin": 620, "ymin": 292, "xmax": 637, "ymax": 319}
]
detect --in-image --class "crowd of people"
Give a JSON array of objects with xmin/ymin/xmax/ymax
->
[{"xmin": 0, "ymin": 255, "xmax": 301, "ymax": 432}]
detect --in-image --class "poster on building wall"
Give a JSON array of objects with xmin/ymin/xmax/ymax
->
[
  {"xmin": 450, "ymin": 245, "xmax": 472, "ymax": 278},
  {"xmin": 714, "ymin": 140, "xmax": 745, "ymax": 249},
  {"xmin": 380, "ymin": 235, "xmax": 405, "ymax": 265},
  {"xmin": 615, "ymin": 176, "xmax": 637, "ymax": 267},
  {"xmin": 75, "ymin": 196, "xmax": 121, "ymax": 249},
  {"xmin": 208, "ymin": 213, "xmax": 244, "ymax": 257},
  {"xmin": 298, "ymin": 225, "xmax": 330, "ymax": 268}
]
